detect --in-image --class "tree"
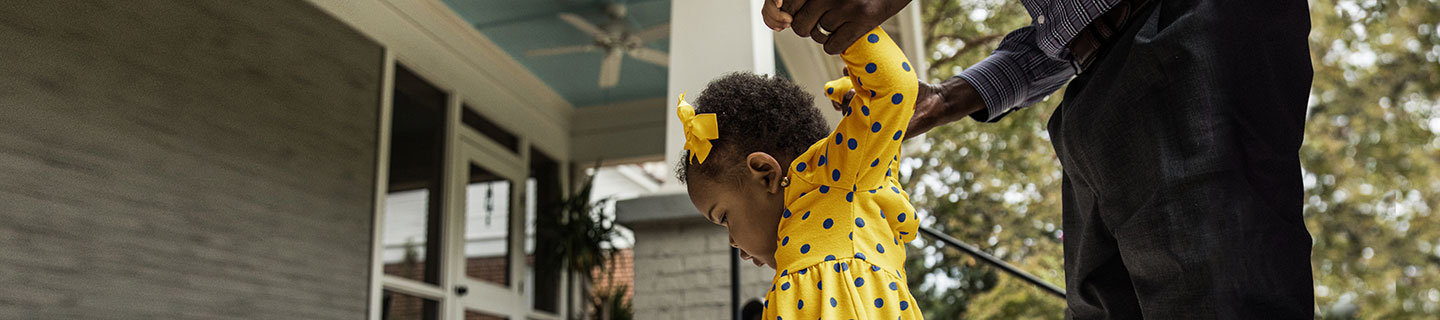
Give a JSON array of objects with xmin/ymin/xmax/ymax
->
[{"xmin": 907, "ymin": 0, "xmax": 1440, "ymax": 318}]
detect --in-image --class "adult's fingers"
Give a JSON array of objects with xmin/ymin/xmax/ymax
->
[
  {"xmin": 808, "ymin": 23, "xmax": 831, "ymax": 44},
  {"xmin": 778, "ymin": 0, "xmax": 808, "ymax": 16},
  {"xmin": 824, "ymin": 23, "xmax": 871, "ymax": 54},
  {"xmin": 788, "ymin": 0, "xmax": 826, "ymax": 39}
]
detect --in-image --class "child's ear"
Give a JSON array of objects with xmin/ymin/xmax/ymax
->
[{"xmin": 745, "ymin": 152, "xmax": 784, "ymax": 194}]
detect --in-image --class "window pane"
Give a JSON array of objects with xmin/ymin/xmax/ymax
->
[
  {"xmin": 465, "ymin": 163, "xmax": 511, "ymax": 287},
  {"xmin": 381, "ymin": 290, "xmax": 438, "ymax": 320},
  {"xmin": 464, "ymin": 310, "xmax": 506, "ymax": 320},
  {"xmin": 382, "ymin": 65, "xmax": 446, "ymax": 284}
]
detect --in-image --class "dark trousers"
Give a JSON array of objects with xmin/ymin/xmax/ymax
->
[{"xmin": 1050, "ymin": 0, "xmax": 1315, "ymax": 318}]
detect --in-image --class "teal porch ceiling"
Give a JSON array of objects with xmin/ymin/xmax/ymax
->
[{"xmin": 441, "ymin": 0, "xmax": 671, "ymax": 107}]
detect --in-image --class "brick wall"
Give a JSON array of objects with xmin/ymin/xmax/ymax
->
[
  {"xmin": 0, "ymin": 1, "xmax": 382, "ymax": 319},
  {"xmin": 630, "ymin": 220, "xmax": 776, "ymax": 319}
]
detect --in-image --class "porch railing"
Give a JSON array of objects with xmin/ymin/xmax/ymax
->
[{"xmin": 917, "ymin": 226, "xmax": 1067, "ymax": 298}]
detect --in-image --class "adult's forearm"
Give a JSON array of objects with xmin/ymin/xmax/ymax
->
[{"xmin": 907, "ymin": 76, "xmax": 985, "ymax": 139}]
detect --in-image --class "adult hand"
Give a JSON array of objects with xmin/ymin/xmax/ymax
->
[
  {"xmin": 823, "ymin": 78, "xmax": 976, "ymax": 140},
  {"xmin": 779, "ymin": 0, "xmax": 913, "ymax": 54},
  {"xmin": 905, "ymin": 77, "xmax": 985, "ymax": 140}
]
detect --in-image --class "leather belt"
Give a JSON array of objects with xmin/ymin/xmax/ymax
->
[{"xmin": 1067, "ymin": 0, "xmax": 1154, "ymax": 74}]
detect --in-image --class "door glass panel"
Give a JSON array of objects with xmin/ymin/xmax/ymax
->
[
  {"xmin": 464, "ymin": 163, "xmax": 511, "ymax": 287},
  {"xmin": 382, "ymin": 65, "xmax": 446, "ymax": 284},
  {"xmin": 528, "ymin": 150, "xmax": 563, "ymax": 313},
  {"xmin": 381, "ymin": 290, "xmax": 439, "ymax": 320}
]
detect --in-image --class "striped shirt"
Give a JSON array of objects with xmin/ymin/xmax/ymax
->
[{"xmin": 956, "ymin": 0, "xmax": 1122, "ymax": 122}]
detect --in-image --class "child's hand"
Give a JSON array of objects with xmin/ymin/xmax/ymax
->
[{"xmin": 762, "ymin": 0, "xmax": 792, "ymax": 31}]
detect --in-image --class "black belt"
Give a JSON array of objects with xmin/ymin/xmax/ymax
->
[{"xmin": 1068, "ymin": 0, "xmax": 1154, "ymax": 74}]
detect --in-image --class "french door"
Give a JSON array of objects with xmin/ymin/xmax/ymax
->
[{"xmin": 373, "ymin": 58, "xmax": 566, "ymax": 320}]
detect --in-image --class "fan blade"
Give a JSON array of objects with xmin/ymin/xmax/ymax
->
[
  {"xmin": 599, "ymin": 50, "xmax": 623, "ymax": 88},
  {"xmin": 558, "ymin": 13, "xmax": 608, "ymax": 40},
  {"xmin": 525, "ymin": 45, "xmax": 596, "ymax": 57},
  {"xmin": 628, "ymin": 47, "xmax": 669, "ymax": 67},
  {"xmin": 632, "ymin": 23, "xmax": 670, "ymax": 43}
]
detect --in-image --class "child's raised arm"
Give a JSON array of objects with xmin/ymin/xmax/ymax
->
[{"xmin": 818, "ymin": 27, "xmax": 917, "ymax": 186}]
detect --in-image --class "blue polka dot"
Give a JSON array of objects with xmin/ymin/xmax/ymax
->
[
  {"xmin": 848, "ymin": 139, "xmax": 857, "ymax": 150},
  {"xmin": 890, "ymin": 282, "xmax": 898, "ymax": 291},
  {"xmin": 870, "ymin": 189, "xmax": 877, "ymax": 193},
  {"xmin": 846, "ymin": 192, "xmax": 853, "ymax": 202},
  {"xmin": 877, "ymin": 243, "xmax": 885, "ymax": 253},
  {"xmin": 881, "ymin": 211, "xmax": 886, "ymax": 219},
  {"xmin": 893, "ymin": 130, "xmax": 903, "ymax": 140},
  {"xmin": 867, "ymin": 34, "xmax": 879, "ymax": 43},
  {"xmin": 782, "ymin": 209, "xmax": 791, "ymax": 218},
  {"xmin": 902, "ymin": 62, "xmax": 911, "ymax": 71},
  {"xmin": 855, "ymin": 252, "xmax": 867, "ymax": 260},
  {"xmin": 861, "ymin": 105, "xmax": 870, "ymax": 116},
  {"xmin": 857, "ymin": 78, "xmax": 862, "ymax": 86},
  {"xmin": 892, "ymin": 187, "xmax": 901, "ymax": 193},
  {"xmin": 832, "ymin": 169, "xmax": 841, "ymax": 181},
  {"xmin": 872, "ymin": 265, "xmax": 881, "ymax": 272},
  {"xmin": 865, "ymin": 63, "xmax": 877, "ymax": 73},
  {"xmin": 798, "ymin": 299, "xmax": 804, "ymax": 310},
  {"xmin": 782, "ymin": 236, "xmax": 789, "ymax": 246},
  {"xmin": 898, "ymin": 213, "xmax": 906, "ymax": 222},
  {"xmin": 818, "ymin": 155, "xmax": 827, "ymax": 165},
  {"xmin": 901, "ymin": 301, "xmax": 909, "ymax": 311},
  {"xmin": 798, "ymin": 269, "xmax": 807, "ymax": 275},
  {"xmin": 871, "ymin": 159, "xmax": 879, "ymax": 167},
  {"xmin": 818, "ymin": 281, "xmax": 823, "ymax": 289},
  {"xmin": 796, "ymin": 162, "xmax": 806, "ymax": 172},
  {"xmin": 800, "ymin": 244, "xmax": 810, "ymax": 254},
  {"xmin": 830, "ymin": 297, "xmax": 838, "ymax": 307},
  {"xmin": 855, "ymin": 277, "xmax": 865, "ymax": 287},
  {"xmin": 841, "ymin": 262, "xmax": 848, "ymax": 271},
  {"xmin": 833, "ymin": 263, "xmax": 841, "ymax": 273},
  {"xmin": 825, "ymin": 255, "xmax": 835, "ymax": 261},
  {"xmin": 823, "ymin": 218, "xmax": 834, "ymax": 229},
  {"xmin": 870, "ymin": 89, "xmax": 876, "ymax": 98},
  {"xmin": 835, "ymin": 132, "xmax": 843, "ymax": 145},
  {"xmin": 827, "ymin": 87, "xmax": 834, "ymax": 95},
  {"xmin": 849, "ymin": 232, "xmax": 853, "ymax": 240},
  {"xmin": 855, "ymin": 217, "xmax": 866, "ymax": 228},
  {"xmin": 819, "ymin": 185, "xmax": 830, "ymax": 193},
  {"xmin": 781, "ymin": 270, "xmax": 788, "ymax": 276},
  {"xmin": 871, "ymin": 122, "xmax": 882, "ymax": 132},
  {"xmin": 875, "ymin": 298, "xmax": 884, "ymax": 308},
  {"xmin": 801, "ymin": 211, "xmax": 810, "ymax": 220},
  {"xmin": 781, "ymin": 282, "xmax": 790, "ymax": 290},
  {"xmin": 892, "ymin": 93, "xmax": 904, "ymax": 104}
]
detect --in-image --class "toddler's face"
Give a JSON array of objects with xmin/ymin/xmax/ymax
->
[{"xmin": 686, "ymin": 168, "xmax": 787, "ymax": 269}]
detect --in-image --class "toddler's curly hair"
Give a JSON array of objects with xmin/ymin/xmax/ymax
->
[{"xmin": 675, "ymin": 72, "xmax": 829, "ymax": 184}]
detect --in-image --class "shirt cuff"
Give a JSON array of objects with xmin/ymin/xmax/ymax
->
[{"xmin": 956, "ymin": 53, "xmax": 1032, "ymax": 123}]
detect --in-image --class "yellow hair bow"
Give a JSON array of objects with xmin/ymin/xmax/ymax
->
[{"xmin": 676, "ymin": 92, "xmax": 719, "ymax": 164}]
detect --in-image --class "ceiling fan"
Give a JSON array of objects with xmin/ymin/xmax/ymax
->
[{"xmin": 525, "ymin": 3, "xmax": 670, "ymax": 89}]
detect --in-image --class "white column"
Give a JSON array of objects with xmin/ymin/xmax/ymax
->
[{"xmin": 663, "ymin": 0, "xmax": 775, "ymax": 190}]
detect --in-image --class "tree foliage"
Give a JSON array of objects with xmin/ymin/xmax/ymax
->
[{"xmin": 905, "ymin": 0, "xmax": 1440, "ymax": 318}]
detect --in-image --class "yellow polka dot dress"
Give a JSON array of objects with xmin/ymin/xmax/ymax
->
[{"xmin": 765, "ymin": 27, "xmax": 922, "ymax": 320}]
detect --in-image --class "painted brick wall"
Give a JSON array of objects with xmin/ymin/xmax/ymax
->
[
  {"xmin": 0, "ymin": 1, "xmax": 382, "ymax": 319},
  {"xmin": 630, "ymin": 220, "xmax": 776, "ymax": 319}
]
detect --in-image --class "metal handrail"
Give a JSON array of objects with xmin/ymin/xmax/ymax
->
[{"xmin": 918, "ymin": 226, "xmax": 1067, "ymax": 298}]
